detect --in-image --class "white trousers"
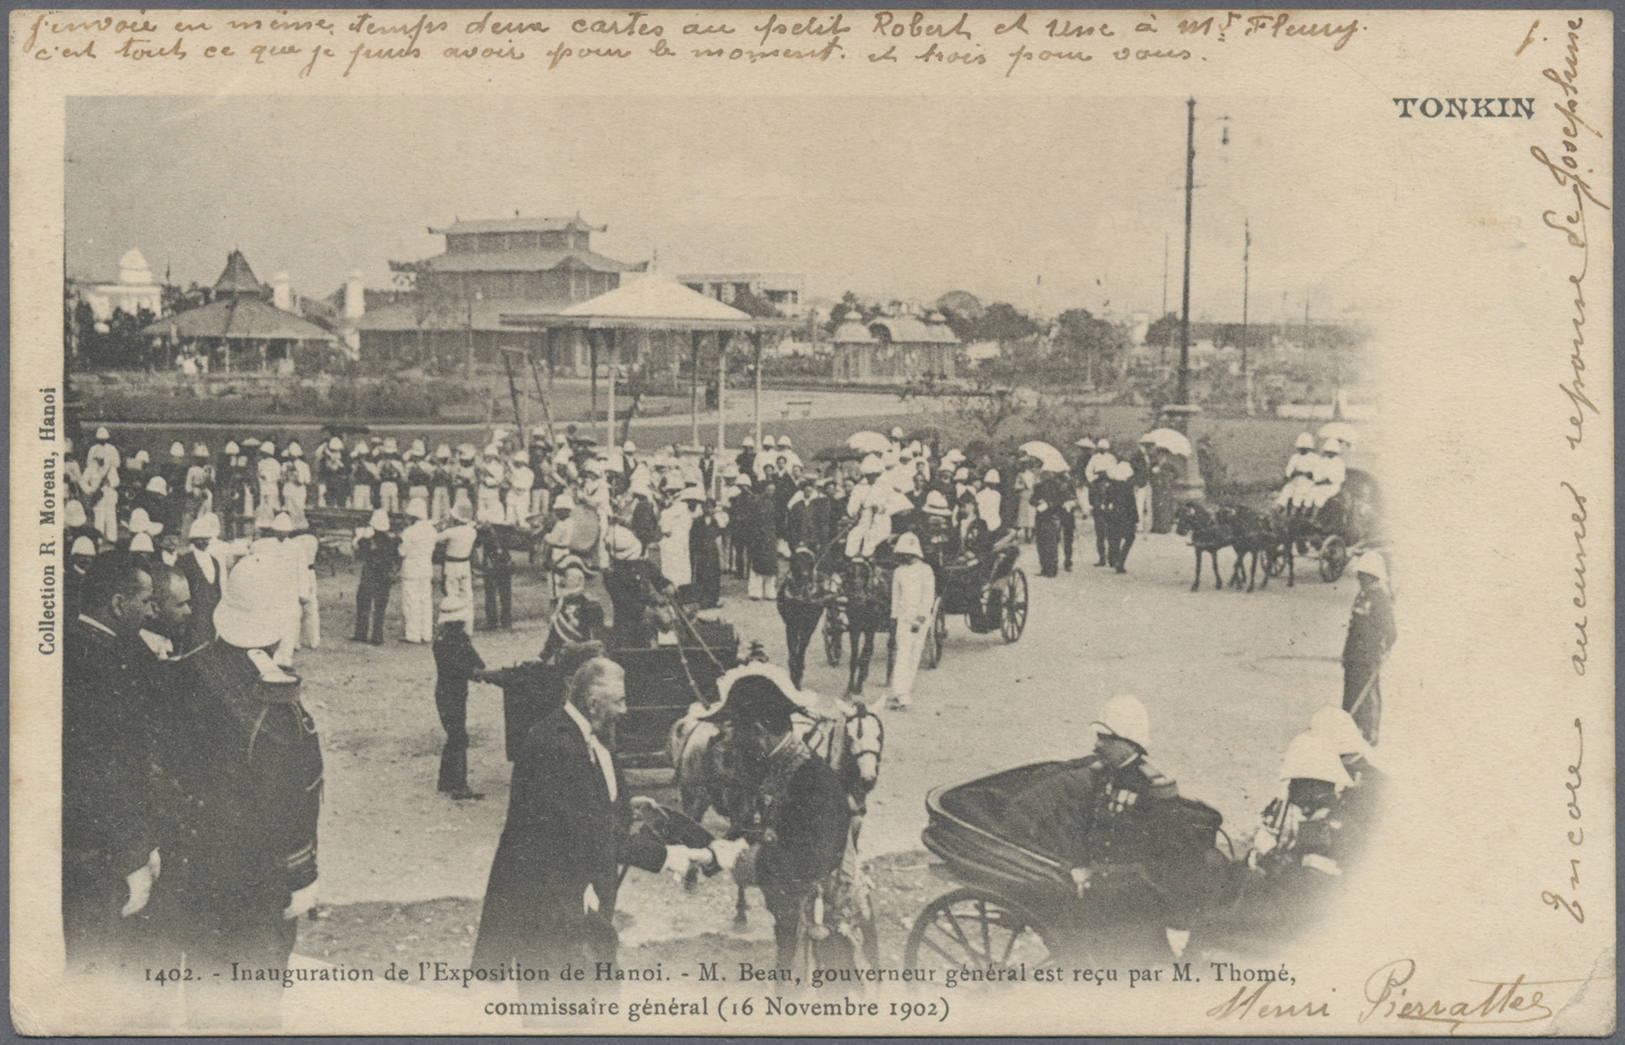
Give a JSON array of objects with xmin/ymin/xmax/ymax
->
[
  {"xmin": 379, "ymin": 482, "xmax": 400, "ymax": 515},
  {"xmin": 94, "ymin": 489, "xmax": 119, "ymax": 543},
  {"xmin": 444, "ymin": 562, "xmax": 473, "ymax": 618},
  {"xmin": 506, "ymin": 490, "xmax": 530, "ymax": 525},
  {"xmin": 747, "ymin": 565, "xmax": 777, "ymax": 600},
  {"xmin": 478, "ymin": 486, "xmax": 504, "ymax": 522},
  {"xmin": 401, "ymin": 576, "xmax": 433, "ymax": 642},
  {"xmin": 890, "ymin": 620, "xmax": 929, "ymax": 704},
  {"xmin": 1135, "ymin": 485, "xmax": 1151, "ymax": 532},
  {"xmin": 300, "ymin": 567, "xmax": 321, "ymax": 649}
]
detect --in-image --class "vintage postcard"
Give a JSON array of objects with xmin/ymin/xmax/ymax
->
[{"xmin": 10, "ymin": 6, "xmax": 1614, "ymax": 1036}]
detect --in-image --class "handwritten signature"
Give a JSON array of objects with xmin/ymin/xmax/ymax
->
[{"xmin": 1360, "ymin": 959, "xmax": 1588, "ymax": 1032}]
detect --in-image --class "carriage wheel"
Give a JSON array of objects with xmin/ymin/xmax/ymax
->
[
  {"xmin": 1319, "ymin": 536, "xmax": 1347, "ymax": 583},
  {"xmin": 823, "ymin": 611, "xmax": 844, "ymax": 666},
  {"xmin": 922, "ymin": 608, "xmax": 945, "ymax": 670},
  {"xmin": 1001, "ymin": 569, "xmax": 1029, "ymax": 643},
  {"xmin": 1265, "ymin": 549, "xmax": 1287, "ymax": 577},
  {"xmin": 904, "ymin": 887, "xmax": 1056, "ymax": 976}
]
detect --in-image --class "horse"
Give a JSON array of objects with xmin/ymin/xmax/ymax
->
[
  {"xmin": 668, "ymin": 695, "xmax": 885, "ymax": 933},
  {"xmin": 1220, "ymin": 505, "xmax": 1289, "ymax": 592},
  {"xmin": 829, "ymin": 555, "xmax": 894, "ymax": 698},
  {"xmin": 1173, "ymin": 502, "xmax": 1234, "ymax": 592}
]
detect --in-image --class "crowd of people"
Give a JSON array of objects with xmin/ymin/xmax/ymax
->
[{"xmin": 58, "ymin": 417, "xmax": 1389, "ymax": 1020}]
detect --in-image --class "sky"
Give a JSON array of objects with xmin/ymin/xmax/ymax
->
[{"xmin": 67, "ymin": 94, "xmax": 1392, "ymax": 322}]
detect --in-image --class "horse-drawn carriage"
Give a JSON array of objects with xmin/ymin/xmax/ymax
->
[
  {"xmin": 609, "ymin": 618, "xmax": 741, "ymax": 768},
  {"xmin": 920, "ymin": 541, "xmax": 1028, "ymax": 669},
  {"xmin": 1273, "ymin": 469, "xmax": 1383, "ymax": 584},
  {"xmin": 820, "ymin": 533, "xmax": 1030, "ymax": 680},
  {"xmin": 905, "ymin": 762, "xmax": 1233, "ymax": 971}
]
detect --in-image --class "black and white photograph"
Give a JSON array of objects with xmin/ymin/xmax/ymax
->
[{"xmin": 13, "ymin": 8, "xmax": 1614, "ymax": 1036}]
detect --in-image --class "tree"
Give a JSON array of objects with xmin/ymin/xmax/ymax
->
[
  {"xmin": 1145, "ymin": 311, "xmax": 1180, "ymax": 349},
  {"xmin": 935, "ymin": 291, "xmax": 984, "ymax": 344},
  {"xmin": 728, "ymin": 288, "xmax": 782, "ymax": 319},
  {"xmin": 1052, "ymin": 307, "xmax": 1128, "ymax": 386},
  {"xmin": 972, "ymin": 302, "xmax": 1040, "ymax": 352}
]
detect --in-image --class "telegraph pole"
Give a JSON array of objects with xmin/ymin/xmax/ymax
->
[
  {"xmin": 1241, "ymin": 218, "xmax": 1252, "ymax": 415},
  {"xmin": 1176, "ymin": 96, "xmax": 1195, "ymax": 413}
]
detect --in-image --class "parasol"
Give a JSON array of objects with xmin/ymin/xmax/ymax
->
[
  {"xmin": 847, "ymin": 431, "xmax": 892, "ymax": 453},
  {"xmin": 1318, "ymin": 422, "xmax": 1358, "ymax": 448},
  {"xmin": 1017, "ymin": 440, "xmax": 1070, "ymax": 473},
  {"xmin": 1141, "ymin": 428, "xmax": 1194, "ymax": 456}
]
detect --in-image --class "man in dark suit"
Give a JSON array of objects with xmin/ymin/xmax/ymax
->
[
  {"xmin": 473, "ymin": 658, "xmax": 709, "ymax": 994},
  {"xmin": 1104, "ymin": 462, "xmax": 1140, "ymax": 573},
  {"xmin": 700, "ymin": 668, "xmax": 852, "ymax": 972},
  {"xmin": 63, "ymin": 551, "xmax": 160, "ymax": 979}
]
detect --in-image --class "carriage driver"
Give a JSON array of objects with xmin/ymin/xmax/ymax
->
[{"xmin": 1001, "ymin": 695, "xmax": 1204, "ymax": 959}]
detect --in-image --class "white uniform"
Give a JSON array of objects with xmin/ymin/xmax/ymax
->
[
  {"xmin": 294, "ymin": 533, "xmax": 321, "ymax": 648},
  {"xmin": 441, "ymin": 521, "xmax": 479, "ymax": 620},
  {"xmin": 397, "ymin": 519, "xmax": 442, "ymax": 642},
  {"xmin": 888, "ymin": 559, "xmax": 936, "ymax": 707},
  {"xmin": 256, "ymin": 455, "xmax": 283, "ymax": 515},
  {"xmin": 83, "ymin": 458, "xmax": 121, "ymax": 543},
  {"xmin": 659, "ymin": 501, "xmax": 693, "ymax": 589},
  {"xmin": 477, "ymin": 460, "xmax": 506, "ymax": 522},
  {"xmin": 1310, "ymin": 455, "xmax": 1346, "ymax": 508},
  {"xmin": 505, "ymin": 464, "xmax": 534, "ymax": 525},
  {"xmin": 844, "ymin": 478, "xmax": 908, "ymax": 558}
]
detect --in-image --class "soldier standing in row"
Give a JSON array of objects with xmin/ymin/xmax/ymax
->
[{"xmin": 352, "ymin": 510, "xmax": 398, "ymax": 645}]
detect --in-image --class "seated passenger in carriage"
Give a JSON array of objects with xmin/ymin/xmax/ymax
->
[
  {"xmin": 1000, "ymin": 696, "xmax": 1210, "ymax": 958},
  {"xmin": 1306, "ymin": 439, "xmax": 1347, "ymax": 515},
  {"xmin": 1246, "ymin": 731, "xmax": 1351, "ymax": 886},
  {"xmin": 1275, "ymin": 433, "xmax": 1321, "ymax": 514},
  {"xmin": 916, "ymin": 490, "xmax": 960, "ymax": 569},
  {"xmin": 844, "ymin": 454, "xmax": 910, "ymax": 560}
]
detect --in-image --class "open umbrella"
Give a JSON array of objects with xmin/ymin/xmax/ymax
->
[
  {"xmin": 1142, "ymin": 428, "xmax": 1193, "ymax": 456},
  {"xmin": 847, "ymin": 431, "xmax": 892, "ymax": 453},
  {"xmin": 1318, "ymin": 422, "xmax": 1358, "ymax": 448},
  {"xmin": 1017, "ymin": 440, "xmax": 1070, "ymax": 473}
]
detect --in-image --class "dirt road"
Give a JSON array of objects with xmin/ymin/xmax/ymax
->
[{"xmin": 289, "ymin": 527, "xmax": 1352, "ymax": 975}]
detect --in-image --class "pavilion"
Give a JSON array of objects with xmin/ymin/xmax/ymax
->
[
  {"xmin": 501, "ymin": 274, "xmax": 796, "ymax": 458},
  {"xmin": 142, "ymin": 250, "xmax": 336, "ymax": 373}
]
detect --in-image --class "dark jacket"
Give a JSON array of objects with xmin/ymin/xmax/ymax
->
[
  {"xmin": 735, "ymin": 739, "xmax": 850, "ymax": 904},
  {"xmin": 176, "ymin": 547, "xmax": 223, "ymax": 646},
  {"xmin": 63, "ymin": 616, "xmax": 159, "ymax": 889},
  {"xmin": 356, "ymin": 532, "xmax": 401, "ymax": 584},
  {"xmin": 472, "ymin": 706, "xmax": 667, "ymax": 971},
  {"xmin": 148, "ymin": 641, "xmax": 323, "ymax": 957},
  {"xmin": 1032, "ymin": 474, "xmax": 1072, "ymax": 524},
  {"xmin": 1343, "ymin": 585, "xmax": 1396, "ymax": 664},
  {"xmin": 1002, "ymin": 754, "xmax": 1178, "ymax": 868},
  {"xmin": 434, "ymin": 625, "xmax": 485, "ymax": 697},
  {"xmin": 1104, "ymin": 478, "xmax": 1139, "ymax": 531},
  {"xmin": 745, "ymin": 490, "xmax": 781, "ymax": 573}
]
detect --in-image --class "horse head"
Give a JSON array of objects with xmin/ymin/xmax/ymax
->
[
  {"xmin": 843, "ymin": 703, "xmax": 885, "ymax": 795},
  {"xmin": 1174, "ymin": 501, "xmax": 1208, "ymax": 537}
]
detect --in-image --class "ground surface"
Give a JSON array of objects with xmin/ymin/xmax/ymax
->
[{"xmin": 287, "ymin": 522, "xmax": 1352, "ymax": 978}]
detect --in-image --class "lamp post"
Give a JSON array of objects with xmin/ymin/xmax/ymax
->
[{"xmin": 1166, "ymin": 96, "xmax": 1206, "ymax": 501}]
